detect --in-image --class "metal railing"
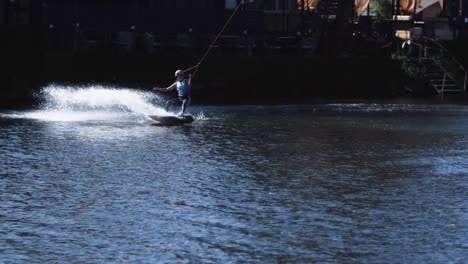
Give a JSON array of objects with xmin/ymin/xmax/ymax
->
[
  {"xmin": 409, "ymin": 37, "xmax": 468, "ymax": 94},
  {"xmin": 433, "ymin": 58, "xmax": 449, "ymax": 93},
  {"xmin": 423, "ymin": 37, "xmax": 465, "ymax": 71},
  {"xmin": 409, "ymin": 41, "xmax": 424, "ymax": 63},
  {"xmin": 422, "ymin": 37, "xmax": 467, "ymax": 92}
]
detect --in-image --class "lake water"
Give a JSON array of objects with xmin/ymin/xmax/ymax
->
[{"xmin": 1, "ymin": 86, "xmax": 467, "ymax": 263}]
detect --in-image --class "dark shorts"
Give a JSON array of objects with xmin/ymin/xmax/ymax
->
[
  {"xmin": 165, "ymin": 96, "xmax": 191, "ymax": 110},
  {"xmin": 179, "ymin": 96, "xmax": 191, "ymax": 107}
]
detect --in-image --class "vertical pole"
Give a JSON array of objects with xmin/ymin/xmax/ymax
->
[
  {"xmin": 412, "ymin": 0, "xmax": 417, "ymax": 40},
  {"xmin": 352, "ymin": 0, "xmax": 356, "ymax": 22},
  {"xmin": 396, "ymin": 0, "xmax": 401, "ymax": 16},
  {"xmin": 459, "ymin": 0, "xmax": 463, "ymax": 40},
  {"xmin": 442, "ymin": 71, "xmax": 447, "ymax": 94},
  {"xmin": 464, "ymin": 72, "xmax": 467, "ymax": 92},
  {"xmin": 301, "ymin": 0, "xmax": 305, "ymax": 27},
  {"xmin": 459, "ymin": 0, "xmax": 463, "ymax": 16}
]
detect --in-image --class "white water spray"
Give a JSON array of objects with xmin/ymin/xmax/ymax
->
[{"xmin": 23, "ymin": 85, "xmax": 171, "ymax": 122}]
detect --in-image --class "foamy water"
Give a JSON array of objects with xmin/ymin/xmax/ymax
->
[{"xmin": 6, "ymin": 85, "xmax": 173, "ymax": 122}]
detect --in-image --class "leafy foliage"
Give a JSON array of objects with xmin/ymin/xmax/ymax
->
[{"xmin": 371, "ymin": 0, "xmax": 393, "ymax": 20}]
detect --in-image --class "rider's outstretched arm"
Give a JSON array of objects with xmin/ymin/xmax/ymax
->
[{"xmin": 153, "ymin": 82, "xmax": 177, "ymax": 92}]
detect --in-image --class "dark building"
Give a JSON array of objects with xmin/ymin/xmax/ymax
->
[
  {"xmin": 439, "ymin": 0, "xmax": 468, "ymax": 40},
  {"xmin": 440, "ymin": 0, "xmax": 468, "ymax": 17},
  {"xmin": 389, "ymin": 0, "xmax": 468, "ymax": 41},
  {"xmin": 42, "ymin": 0, "xmax": 255, "ymax": 51},
  {"xmin": 33, "ymin": 0, "xmax": 313, "ymax": 52},
  {"xmin": 1, "ymin": 0, "xmax": 41, "ymax": 24}
]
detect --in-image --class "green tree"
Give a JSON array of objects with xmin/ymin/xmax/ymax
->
[{"xmin": 371, "ymin": 0, "xmax": 393, "ymax": 20}]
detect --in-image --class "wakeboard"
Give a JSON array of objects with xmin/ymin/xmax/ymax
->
[{"xmin": 148, "ymin": 115, "xmax": 195, "ymax": 126}]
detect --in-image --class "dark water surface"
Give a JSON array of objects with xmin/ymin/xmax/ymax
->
[{"xmin": 1, "ymin": 103, "xmax": 468, "ymax": 263}]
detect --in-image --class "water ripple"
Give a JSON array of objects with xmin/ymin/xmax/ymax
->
[{"xmin": 1, "ymin": 103, "xmax": 468, "ymax": 262}]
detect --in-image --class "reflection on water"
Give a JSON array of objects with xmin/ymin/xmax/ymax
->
[{"xmin": 1, "ymin": 103, "xmax": 468, "ymax": 263}]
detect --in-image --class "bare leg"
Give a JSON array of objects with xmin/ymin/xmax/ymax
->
[
  {"xmin": 181, "ymin": 99, "xmax": 188, "ymax": 114},
  {"xmin": 164, "ymin": 98, "xmax": 179, "ymax": 111}
]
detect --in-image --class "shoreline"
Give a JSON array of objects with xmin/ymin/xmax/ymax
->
[
  {"xmin": 1, "ymin": 94, "xmax": 464, "ymax": 113},
  {"xmin": 0, "ymin": 51, "xmax": 452, "ymax": 110}
]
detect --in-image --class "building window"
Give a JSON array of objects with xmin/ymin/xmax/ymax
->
[
  {"xmin": 264, "ymin": 0, "xmax": 291, "ymax": 12},
  {"xmin": 225, "ymin": 0, "xmax": 237, "ymax": 9}
]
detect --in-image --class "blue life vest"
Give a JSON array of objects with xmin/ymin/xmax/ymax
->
[{"xmin": 176, "ymin": 79, "xmax": 190, "ymax": 97}]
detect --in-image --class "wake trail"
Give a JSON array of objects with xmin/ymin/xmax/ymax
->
[{"xmin": 11, "ymin": 85, "xmax": 171, "ymax": 122}]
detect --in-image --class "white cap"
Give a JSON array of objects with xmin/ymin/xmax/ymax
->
[{"xmin": 175, "ymin": 70, "xmax": 183, "ymax": 77}]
